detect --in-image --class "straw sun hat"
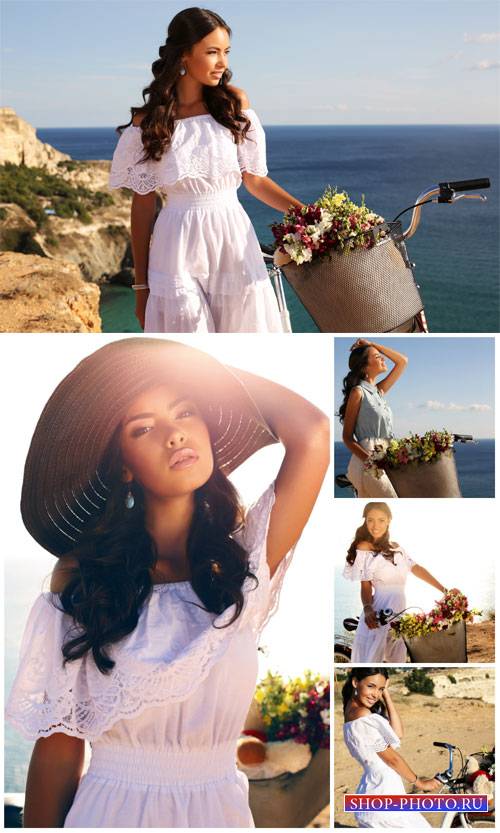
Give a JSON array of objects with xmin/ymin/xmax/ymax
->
[{"xmin": 21, "ymin": 337, "xmax": 278, "ymax": 557}]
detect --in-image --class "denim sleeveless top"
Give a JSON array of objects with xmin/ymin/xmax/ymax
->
[{"xmin": 354, "ymin": 380, "xmax": 394, "ymax": 441}]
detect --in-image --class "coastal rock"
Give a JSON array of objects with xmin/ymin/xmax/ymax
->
[
  {"xmin": 0, "ymin": 107, "xmax": 71, "ymax": 171},
  {"xmin": 0, "ymin": 251, "xmax": 101, "ymax": 332},
  {"xmin": 0, "ymin": 108, "xmax": 155, "ymax": 285}
]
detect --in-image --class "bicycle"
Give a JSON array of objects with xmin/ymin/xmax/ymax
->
[
  {"xmin": 334, "ymin": 608, "xmax": 397, "ymax": 663},
  {"xmin": 335, "ymin": 433, "xmax": 475, "ymax": 498},
  {"xmin": 264, "ymin": 178, "xmax": 491, "ymax": 333},
  {"xmin": 432, "ymin": 741, "xmax": 495, "ymax": 828}
]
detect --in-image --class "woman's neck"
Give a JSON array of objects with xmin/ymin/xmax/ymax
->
[
  {"xmin": 175, "ymin": 75, "xmax": 205, "ymax": 109},
  {"xmin": 364, "ymin": 374, "xmax": 378, "ymax": 386},
  {"xmin": 145, "ymin": 493, "xmax": 195, "ymax": 581}
]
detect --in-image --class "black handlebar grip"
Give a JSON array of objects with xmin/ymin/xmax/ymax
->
[
  {"xmin": 433, "ymin": 741, "xmax": 456, "ymax": 749},
  {"xmin": 440, "ymin": 178, "xmax": 490, "ymax": 192}
]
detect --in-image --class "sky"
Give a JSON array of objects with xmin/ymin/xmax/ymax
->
[
  {"xmin": 333, "ymin": 336, "xmax": 495, "ymax": 440},
  {"xmin": 1, "ymin": 0, "xmax": 499, "ymax": 127},
  {"xmin": 3, "ymin": 332, "xmax": 332, "ymax": 684}
]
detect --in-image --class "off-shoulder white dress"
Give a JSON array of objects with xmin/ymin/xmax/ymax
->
[
  {"xmin": 343, "ymin": 714, "xmax": 430, "ymax": 827},
  {"xmin": 108, "ymin": 109, "xmax": 284, "ymax": 334},
  {"xmin": 343, "ymin": 548, "xmax": 415, "ymax": 662},
  {"xmin": 6, "ymin": 484, "xmax": 293, "ymax": 828}
]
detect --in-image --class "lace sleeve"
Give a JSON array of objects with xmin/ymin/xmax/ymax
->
[
  {"xmin": 108, "ymin": 126, "xmax": 161, "ymax": 194},
  {"xmin": 237, "ymin": 108, "xmax": 268, "ymax": 177},
  {"xmin": 5, "ymin": 593, "xmax": 89, "ymax": 740},
  {"xmin": 236, "ymin": 482, "xmax": 296, "ymax": 636},
  {"xmin": 342, "ymin": 550, "xmax": 376, "ymax": 582}
]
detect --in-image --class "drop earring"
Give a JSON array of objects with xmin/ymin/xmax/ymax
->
[
  {"xmin": 125, "ymin": 484, "xmax": 135, "ymax": 510},
  {"xmin": 179, "ymin": 65, "xmax": 186, "ymax": 76}
]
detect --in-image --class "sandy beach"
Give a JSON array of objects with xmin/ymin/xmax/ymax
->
[
  {"xmin": 333, "ymin": 669, "xmax": 494, "ymax": 829},
  {"xmin": 466, "ymin": 621, "xmax": 495, "ymax": 662}
]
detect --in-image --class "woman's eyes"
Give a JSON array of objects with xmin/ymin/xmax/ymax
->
[{"xmin": 131, "ymin": 425, "xmax": 153, "ymax": 438}]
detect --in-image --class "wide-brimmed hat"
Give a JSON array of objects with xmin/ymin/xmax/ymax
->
[{"xmin": 21, "ymin": 337, "xmax": 278, "ymax": 556}]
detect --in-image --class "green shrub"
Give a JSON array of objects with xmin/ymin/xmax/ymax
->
[
  {"xmin": 405, "ymin": 669, "xmax": 435, "ymax": 695},
  {"xmin": 0, "ymin": 162, "xmax": 108, "ymax": 230}
]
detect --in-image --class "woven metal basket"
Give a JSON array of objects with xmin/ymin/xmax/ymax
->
[
  {"xmin": 404, "ymin": 620, "xmax": 467, "ymax": 663},
  {"xmin": 248, "ymin": 749, "xmax": 329, "ymax": 828},
  {"xmin": 280, "ymin": 222, "xmax": 424, "ymax": 333},
  {"xmin": 386, "ymin": 452, "xmax": 462, "ymax": 497}
]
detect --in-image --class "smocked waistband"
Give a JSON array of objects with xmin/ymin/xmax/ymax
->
[
  {"xmin": 87, "ymin": 741, "xmax": 237, "ymax": 786},
  {"xmin": 162, "ymin": 188, "xmax": 240, "ymax": 209}
]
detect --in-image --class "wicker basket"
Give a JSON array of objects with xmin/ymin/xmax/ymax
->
[
  {"xmin": 248, "ymin": 749, "xmax": 329, "ymax": 828},
  {"xmin": 404, "ymin": 620, "xmax": 467, "ymax": 663},
  {"xmin": 280, "ymin": 222, "xmax": 424, "ymax": 333},
  {"xmin": 386, "ymin": 452, "xmax": 462, "ymax": 497}
]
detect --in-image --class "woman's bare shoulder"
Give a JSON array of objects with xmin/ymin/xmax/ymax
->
[
  {"xmin": 227, "ymin": 84, "xmax": 250, "ymax": 108},
  {"xmin": 50, "ymin": 555, "xmax": 79, "ymax": 592},
  {"xmin": 345, "ymin": 704, "xmax": 372, "ymax": 722}
]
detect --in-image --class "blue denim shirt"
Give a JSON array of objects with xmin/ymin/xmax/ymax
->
[{"xmin": 354, "ymin": 380, "xmax": 394, "ymax": 441}]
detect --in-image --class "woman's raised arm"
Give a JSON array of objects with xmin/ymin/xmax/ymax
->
[{"xmin": 230, "ymin": 368, "xmax": 329, "ymax": 577}]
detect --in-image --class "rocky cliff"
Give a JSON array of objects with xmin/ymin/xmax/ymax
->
[
  {"xmin": 0, "ymin": 252, "xmax": 101, "ymax": 332},
  {"xmin": 0, "ymin": 107, "xmax": 71, "ymax": 170},
  {"xmin": 0, "ymin": 108, "xmax": 138, "ymax": 287}
]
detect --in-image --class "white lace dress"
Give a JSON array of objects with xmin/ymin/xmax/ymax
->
[
  {"xmin": 343, "ymin": 548, "xmax": 415, "ymax": 662},
  {"xmin": 6, "ymin": 484, "xmax": 293, "ymax": 828},
  {"xmin": 344, "ymin": 714, "xmax": 431, "ymax": 828},
  {"xmin": 108, "ymin": 108, "xmax": 285, "ymax": 333}
]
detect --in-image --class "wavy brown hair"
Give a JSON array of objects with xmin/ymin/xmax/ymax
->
[
  {"xmin": 116, "ymin": 7, "xmax": 252, "ymax": 162},
  {"xmin": 53, "ymin": 425, "xmax": 256, "ymax": 675},
  {"xmin": 346, "ymin": 502, "xmax": 400, "ymax": 565},
  {"xmin": 338, "ymin": 345, "xmax": 372, "ymax": 424},
  {"xmin": 342, "ymin": 668, "xmax": 389, "ymax": 718}
]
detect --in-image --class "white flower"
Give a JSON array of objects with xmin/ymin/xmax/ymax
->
[{"xmin": 320, "ymin": 709, "xmax": 330, "ymax": 726}]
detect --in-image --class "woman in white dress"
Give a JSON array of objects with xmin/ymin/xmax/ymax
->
[
  {"xmin": 343, "ymin": 502, "xmax": 449, "ymax": 662},
  {"xmin": 6, "ymin": 337, "xmax": 329, "ymax": 828},
  {"xmin": 108, "ymin": 7, "xmax": 304, "ymax": 333},
  {"xmin": 343, "ymin": 668, "xmax": 439, "ymax": 828},
  {"xmin": 339, "ymin": 338, "xmax": 408, "ymax": 498}
]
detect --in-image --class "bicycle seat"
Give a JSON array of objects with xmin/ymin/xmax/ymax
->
[
  {"xmin": 335, "ymin": 474, "xmax": 353, "ymax": 489},
  {"xmin": 343, "ymin": 617, "xmax": 359, "ymax": 632}
]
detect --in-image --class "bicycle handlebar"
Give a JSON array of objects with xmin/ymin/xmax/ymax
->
[{"xmin": 440, "ymin": 178, "xmax": 490, "ymax": 193}]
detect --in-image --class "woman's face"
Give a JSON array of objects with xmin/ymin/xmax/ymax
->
[
  {"xmin": 353, "ymin": 674, "xmax": 387, "ymax": 707},
  {"xmin": 120, "ymin": 384, "xmax": 214, "ymax": 500},
  {"xmin": 182, "ymin": 26, "xmax": 231, "ymax": 86},
  {"xmin": 365, "ymin": 509, "xmax": 390, "ymax": 541},
  {"xmin": 364, "ymin": 346, "xmax": 387, "ymax": 377}
]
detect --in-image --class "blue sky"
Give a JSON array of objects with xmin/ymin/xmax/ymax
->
[
  {"xmin": 333, "ymin": 337, "xmax": 495, "ymax": 439},
  {"xmin": 2, "ymin": 0, "xmax": 499, "ymax": 127}
]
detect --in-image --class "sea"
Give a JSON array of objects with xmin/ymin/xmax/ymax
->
[
  {"xmin": 37, "ymin": 124, "xmax": 499, "ymax": 334},
  {"xmin": 334, "ymin": 439, "xmax": 495, "ymax": 498}
]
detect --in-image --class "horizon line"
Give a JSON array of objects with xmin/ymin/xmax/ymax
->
[{"xmin": 35, "ymin": 122, "xmax": 500, "ymax": 130}]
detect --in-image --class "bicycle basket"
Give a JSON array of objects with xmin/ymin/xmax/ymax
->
[
  {"xmin": 386, "ymin": 452, "xmax": 462, "ymax": 498},
  {"xmin": 280, "ymin": 222, "xmax": 424, "ymax": 333},
  {"xmin": 404, "ymin": 620, "xmax": 467, "ymax": 663}
]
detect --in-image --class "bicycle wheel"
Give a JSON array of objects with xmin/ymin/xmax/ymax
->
[{"xmin": 334, "ymin": 645, "xmax": 351, "ymax": 664}]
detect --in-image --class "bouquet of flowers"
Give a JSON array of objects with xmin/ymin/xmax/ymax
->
[
  {"xmin": 364, "ymin": 430, "xmax": 455, "ymax": 479},
  {"xmin": 254, "ymin": 670, "xmax": 330, "ymax": 752},
  {"xmin": 270, "ymin": 187, "xmax": 386, "ymax": 265},
  {"xmin": 390, "ymin": 590, "xmax": 482, "ymax": 640}
]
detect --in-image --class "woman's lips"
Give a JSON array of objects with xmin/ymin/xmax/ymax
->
[{"xmin": 169, "ymin": 448, "xmax": 199, "ymax": 470}]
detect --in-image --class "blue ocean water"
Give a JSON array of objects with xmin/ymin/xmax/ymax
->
[
  {"xmin": 38, "ymin": 125, "xmax": 499, "ymax": 333},
  {"xmin": 334, "ymin": 439, "xmax": 495, "ymax": 498}
]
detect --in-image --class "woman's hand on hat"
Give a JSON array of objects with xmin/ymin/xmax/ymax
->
[{"xmin": 350, "ymin": 338, "xmax": 371, "ymax": 351}]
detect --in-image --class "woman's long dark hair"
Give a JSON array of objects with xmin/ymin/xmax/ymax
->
[
  {"xmin": 54, "ymin": 425, "xmax": 256, "ymax": 675},
  {"xmin": 116, "ymin": 7, "xmax": 252, "ymax": 162},
  {"xmin": 338, "ymin": 345, "xmax": 371, "ymax": 424},
  {"xmin": 346, "ymin": 502, "xmax": 400, "ymax": 565},
  {"xmin": 342, "ymin": 668, "xmax": 389, "ymax": 718}
]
